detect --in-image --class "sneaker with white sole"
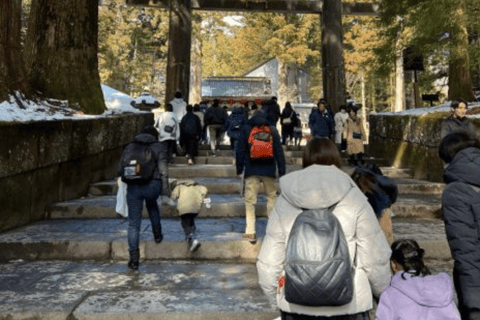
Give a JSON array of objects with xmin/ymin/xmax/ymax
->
[{"xmin": 187, "ymin": 238, "xmax": 201, "ymax": 252}]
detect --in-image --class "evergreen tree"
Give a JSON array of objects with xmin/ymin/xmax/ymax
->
[{"xmin": 377, "ymin": 0, "xmax": 480, "ymax": 101}]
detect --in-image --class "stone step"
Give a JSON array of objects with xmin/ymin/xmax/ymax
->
[
  {"xmin": 0, "ymin": 217, "xmax": 450, "ymax": 262},
  {"xmin": 171, "ymin": 155, "xmax": 392, "ymax": 167},
  {"xmin": 167, "ymin": 164, "xmax": 410, "ymax": 179},
  {"xmin": 47, "ymin": 193, "xmax": 441, "ymax": 220},
  {"xmin": 89, "ymin": 177, "xmax": 443, "ymax": 197},
  {"xmin": 0, "ymin": 260, "xmax": 277, "ymax": 320},
  {"xmin": 0, "ymin": 259, "xmax": 455, "ymax": 320},
  {"xmin": 172, "ymin": 155, "xmax": 303, "ymax": 165}
]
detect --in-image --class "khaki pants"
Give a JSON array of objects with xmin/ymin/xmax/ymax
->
[
  {"xmin": 379, "ymin": 208, "xmax": 394, "ymax": 245},
  {"xmin": 208, "ymin": 124, "xmax": 224, "ymax": 151},
  {"xmin": 244, "ymin": 176, "xmax": 277, "ymax": 235}
]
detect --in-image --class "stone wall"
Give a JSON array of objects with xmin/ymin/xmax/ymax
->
[
  {"xmin": 368, "ymin": 112, "xmax": 480, "ymax": 182},
  {"xmin": 0, "ymin": 113, "xmax": 153, "ymax": 232}
]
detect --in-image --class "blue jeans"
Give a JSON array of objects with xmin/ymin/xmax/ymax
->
[{"xmin": 126, "ymin": 179, "xmax": 162, "ymax": 252}]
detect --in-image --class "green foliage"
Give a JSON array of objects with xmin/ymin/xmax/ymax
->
[
  {"xmin": 376, "ymin": 0, "xmax": 480, "ymax": 99},
  {"xmin": 98, "ymin": 0, "xmax": 169, "ymax": 99}
]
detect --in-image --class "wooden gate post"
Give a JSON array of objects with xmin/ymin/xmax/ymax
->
[
  {"xmin": 321, "ymin": 0, "xmax": 346, "ymax": 114},
  {"xmin": 165, "ymin": 0, "xmax": 192, "ymax": 104}
]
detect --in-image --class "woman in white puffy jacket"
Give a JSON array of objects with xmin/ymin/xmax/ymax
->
[{"xmin": 257, "ymin": 137, "xmax": 392, "ymax": 320}]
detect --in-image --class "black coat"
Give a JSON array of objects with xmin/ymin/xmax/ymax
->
[
  {"xmin": 442, "ymin": 147, "xmax": 480, "ymax": 316},
  {"xmin": 180, "ymin": 112, "xmax": 202, "ymax": 137},
  {"xmin": 235, "ymin": 111, "xmax": 286, "ymax": 178}
]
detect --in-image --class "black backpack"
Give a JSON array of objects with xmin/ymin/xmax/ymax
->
[
  {"xmin": 119, "ymin": 141, "xmax": 157, "ymax": 185},
  {"xmin": 285, "ymin": 205, "xmax": 354, "ymax": 307}
]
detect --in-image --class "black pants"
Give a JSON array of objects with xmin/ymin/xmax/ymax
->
[
  {"xmin": 349, "ymin": 153, "xmax": 364, "ymax": 167},
  {"xmin": 281, "ymin": 310, "xmax": 370, "ymax": 320},
  {"xmin": 180, "ymin": 213, "xmax": 198, "ymax": 236},
  {"xmin": 165, "ymin": 140, "xmax": 177, "ymax": 163},
  {"xmin": 182, "ymin": 133, "xmax": 199, "ymax": 159}
]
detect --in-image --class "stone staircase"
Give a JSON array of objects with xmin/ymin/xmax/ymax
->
[{"xmin": 0, "ymin": 144, "xmax": 452, "ymax": 319}]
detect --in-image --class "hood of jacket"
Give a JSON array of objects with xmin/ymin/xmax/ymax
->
[
  {"xmin": 279, "ymin": 164, "xmax": 355, "ymax": 209},
  {"xmin": 133, "ymin": 133, "xmax": 158, "ymax": 144},
  {"xmin": 444, "ymin": 147, "xmax": 480, "ymax": 187},
  {"xmin": 248, "ymin": 110, "xmax": 269, "ymax": 126},
  {"xmin": 173, "ymin": 179, "xmax": 197, "ymax": 188},
  {"xmin": 390, "ymin": 272, "xmax": 454, "ymax": 308}
]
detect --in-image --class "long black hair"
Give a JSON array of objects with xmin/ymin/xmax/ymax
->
[{"xmin": 391, "ymin": 239, "xmax": 431, "ymax": 279}]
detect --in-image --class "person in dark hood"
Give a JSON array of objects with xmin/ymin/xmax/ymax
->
[
  {"xmin": 180, "ymin": 105, "xmax": 202, "ymax": 165},
  {"xmin": 441, "ymin": 99, "xmax": 477, "ymax": 139},
  {"xmin": 235, "ymin": 110, "xmax": 286, "ymax": 243},
  {"xmin": 261, "ymin": 97, "xmax": 281, "ymax": 126},
  {"xmin": 440, "ymin": 131, "xmax": 480, "ymax": 320}
]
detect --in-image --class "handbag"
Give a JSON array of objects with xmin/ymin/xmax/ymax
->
[
  {"xmin": 283, "ymin": 112, "xmax": 293, "ymax": 125},
  {"xmin": 353, "ymin": 132, "xmax": 362, "ymax": 139}
]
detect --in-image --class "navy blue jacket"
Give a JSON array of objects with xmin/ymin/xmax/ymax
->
[
  {"xmin": 236, "ymin": 112, "xmax": 286, "ymax": 178},
  {"xmin": 226, "ymin": 108, "xmax": 248, "ymax": 140},
  {"xmin": 308, "ymin": 108, "xmax": 335, "ymax": 138},
  {"xmin": 442, "ymin": 147, "xmax": 480, "ymax": 316}
]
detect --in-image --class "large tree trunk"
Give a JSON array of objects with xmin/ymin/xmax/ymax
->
[
  {"xmin": 321, "ymin": 0, "xmax": 346, "ymax": 114},
  {"xmin": 448, "ymin": 4, "xmax": 475, "ymax": 102},
  {"xmin": 0, "ymin": 0, "xmax": 29, "ymax": 100},
  {"xmin": 165, "ymin": 0, "xmax": 192, "ymax": 104},
  {"xmin": 448, "ymin": 56, "xmax": 475, "ymax": 101},
  {"xmin": 25, "ymin": 0, "xmax": 105, "ymax": 114}
]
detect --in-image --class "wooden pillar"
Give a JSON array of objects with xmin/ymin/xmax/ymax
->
[
  {"xmin": 165, "ymin": 0, "xmax": 192, "ymax": 104},
  {"xmin": 321, "ymin": 0, "xmax": 346, "ymax": 114}
]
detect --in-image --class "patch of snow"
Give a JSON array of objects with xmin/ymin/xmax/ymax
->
[
  {"xmin": 376, "ymin": 101, "xmax": 480, "ymax": 118},
  {"xmin": 132, "ymin": 92, "xmax": 159, "ymax": 105},
  {"xmin": 0, "ymin": 84, "xmax": 147, "ymax": 122}
]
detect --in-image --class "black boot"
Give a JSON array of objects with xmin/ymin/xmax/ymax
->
[
  {"xmin": 128, "ymin": 249, "xmax": 139, "ymax": 270},
  {"xmin": 152, "ymin": 225, "xmax": 163, "ymax": 244}
]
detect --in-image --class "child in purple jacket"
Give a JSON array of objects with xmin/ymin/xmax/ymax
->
[{"xmin": 376, "ymin": 239, "xmax": 460, "ymax": 320}]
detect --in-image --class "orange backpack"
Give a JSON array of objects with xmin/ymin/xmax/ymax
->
[{"xmin": 248, "ymin": 125, "xmax": 274, "ymax": 161}]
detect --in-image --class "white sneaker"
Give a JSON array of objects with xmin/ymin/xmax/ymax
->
[{"xmin": 188, "ymin": 159, "xmax": 194, "ymax": 165}]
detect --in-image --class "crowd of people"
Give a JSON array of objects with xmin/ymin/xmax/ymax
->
[{"xmin": 118, "ymin": 94, "xmax": 479, "ymax": 320}]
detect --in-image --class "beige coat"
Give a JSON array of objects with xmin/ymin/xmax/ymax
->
[
  {"xmin": 343, "ymin": 117, "xmax": 366, "ymax": 155},
  {"xmin": 170, "ymin": 180, "xmax": 208, "ymax": 215},
  {"xmin": 257, "ymin": 165, "xmax": 392, "ymax": 317}
]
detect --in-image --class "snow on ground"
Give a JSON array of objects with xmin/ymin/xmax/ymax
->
[
  {"xmin": 0, "ymin": 84, "xmax": 146, "ymax": 122},
  {"xmin": 377, "ymin": 101, "xmax": 480, "ymax": 118}
]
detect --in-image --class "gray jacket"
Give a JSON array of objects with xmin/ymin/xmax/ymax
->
[{"xmin": 257, "ymin": 165, "xmax": 391, "ymax": 316}]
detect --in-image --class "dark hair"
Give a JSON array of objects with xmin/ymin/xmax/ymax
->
[
  {"xmin": 193, "ymin": 104, "xmax": 200, "ymax": 112},
  {"xmin": 186, "ymin": 104, "xmax": 193, "ymax": 113},
  {"xmin": 272, "ymin": 96, "xmax": 277, "ymax": 101},
  {"xmin": 165, "ymin": 103, "xmax": 173, "ymax": 112},
  {"xmin": 351, "ymin": 168, "xmax": 376, "ymax": 194},
  {"xmin": 391, "ymin": 239, "xmax": 430, "ymax": 278},
  {"xmin": 339, "ymin": 105, "xmax": 347, "ymax": 111},
  {"xmin": 303, "ymin": 137, "xmax": 342, "ymax": 169},
  {"xmin": 318, "ymin": 98, "xmax": 327, "ymax": 107},
  {"xmin": 251, "ymin": 103, "xmax": 258, "ymax": 110},
  {"xmin": 213, "ymin": 99, "xmax": 219, "ymax": 107},
  {"xmin": 141, "ymin": 126, "xmax": 159, "ymax": 140},
  {"xmin": 439, "ymin": 131, "xmax": 480, "ymax": 163},
  {"xmin": 285, "ymin": 102, "xmax": 292, "ymax": 110},
  {"xmin": 451, "ymin": 98, "xmax": 468, "ymax": 110},
  {"xmin": 175, "ymin": 91, "xmax": 182, "ymax": 99}
]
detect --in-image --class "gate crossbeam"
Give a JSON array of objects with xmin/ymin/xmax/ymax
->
[{"xmin": 126, "ymin": 0, "xmax": 380, "ymax": 16}]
